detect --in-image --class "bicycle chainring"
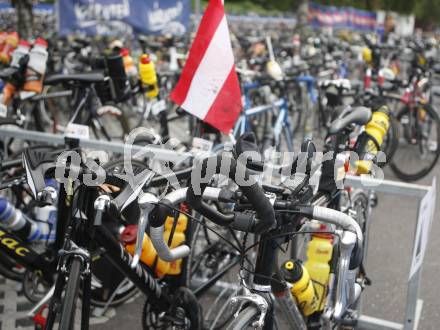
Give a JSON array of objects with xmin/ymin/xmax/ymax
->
[{"xmin": 142, "ymin": 287, "xmax": 202, "ymax": 330}]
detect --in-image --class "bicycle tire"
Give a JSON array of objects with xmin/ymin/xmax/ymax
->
[
  {"xmin": 185, "ymin": 214, "xmax": 242, "ymax": 330},
  {"xmin": 390, "ymin": 104, "xmax": 440, "ymax": 181},
  {"xmin": 382, "ymin": 113, "xmax": 399, "ymax": 165},
  {"xmin": 34, "ymin": 85, "xmax": 71, "ymax": 133},
  {"xmin": 59, "ymin": 258, "xmax": 82, "ymax": 330},
  {"xmin": 226, "ymin": 306, "xmax": 259, "ymax": 330}
]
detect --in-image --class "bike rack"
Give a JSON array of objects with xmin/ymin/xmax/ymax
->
[
  {"xmin": 0, "ymin": 127, "xmax": 436, "ymax": 330},
  {"xmin": 345, "ymin": 175, "xmax": 436, "ymax": 330},
  {"xmin": 0, "ymin": 127, "xmax": 192, "ymax": 163}
]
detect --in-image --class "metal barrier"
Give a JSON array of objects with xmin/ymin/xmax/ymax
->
[
  {"xmin": 0, "ymin": 127, "xmax": 192, "ymax": 163},
  {"xmin": 345, "ymin": 175, "xmax": 436, "ymax": 330}
]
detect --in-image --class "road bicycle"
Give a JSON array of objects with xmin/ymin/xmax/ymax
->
[{"xmin": 143, "ymin": 145, "xmax": 364, "ymax": 329}]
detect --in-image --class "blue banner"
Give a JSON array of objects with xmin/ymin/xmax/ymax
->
[
  {"xmin": 308, "ymin": 2, "xmax": 377, "ymax": 31},
  {"xmin": 57, "ymin": 0, "xmax": 190, "ymax": 36}
]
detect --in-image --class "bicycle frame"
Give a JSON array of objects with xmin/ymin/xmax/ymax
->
[
  {"xmin": 45, "ymin": 182, "xmax": 176, "ymax": 329},
  {"xmin": 0, "ymin": 181, "xmax": 72, "ymax": 282},
  {"xmin": 232, "ymin": 81, "xmax": 294, "ymax": 150}
]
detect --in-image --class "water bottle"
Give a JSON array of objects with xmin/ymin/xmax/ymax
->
[
  {"xmin": 0, "ymin": 197, "xmax": 54, "ymax": 243},
  {"xmin": 271, "ymin": 272, "xmax": 307, "ymax": 329},
  {"xmin": 304, "ymin": 229, "xmax": 334, "ymax": 311},
  {"xmin": 1, "ymin": 83, "xmax": 16, "ymax": 106},
  {"xmin": 0, "ymin": 32, "xmax": 7, "ymax": 54},
  {"xmin": 163, "ymin": 210, "xmax": 188, "ymax": 275},
  {"xmin": 120, "ymin": 208, "xmax": 188, "ymax": 277},
  {"xmin": 0, "ymin": 32, "xmax": 19, "ymax": 64},
  {"xmin": 120, "ymin": 48, "xmax": 138, "ymax": 78},
  {"xmin": 10, "ymin": 39, "xmax": 31, "ymax": 68},
  {"xmin": 23, "ymin": 38, "xmax": 48, "ymax": 94},
  {"xmin": 355, "ymin": 105, "xmax": 390, "ymax": 174},
  {"xmin": 281, "ymin": 260, "xmax": 319, "ymax": 316},
  {"xmin": 138, "ymin": 54, "xmax": 159, "ymax": 99},
  {"xmin": 364, "ymin": 67, "xmax": 372, "ymax": 90},
  {"xmin": 121, "ymin": 225, "xmax": 170, "ymax": 277}
]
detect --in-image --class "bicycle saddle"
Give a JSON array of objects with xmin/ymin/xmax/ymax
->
[
  {"xmin": 328, "ymin": 106, "xmax": 372, "ymax": 135},
  {"xmin": 22, "ymin": 147, "xmax": 61, "ymax": 199},
  {"xmin": 44, "ymin": 72, "xmax": 105, "ymax": 85},
  {"xmin": 234, "ymin": 132, "xmax": 264, "ymax": 172},
  {"xmin": 319, "ymin": 78, "xmax": 351, "ymax": 90}
]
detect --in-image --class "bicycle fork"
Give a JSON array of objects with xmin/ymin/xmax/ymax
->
[{"xmin": 45, "ymin": 242, "xmax": 91, "ymax": 330}]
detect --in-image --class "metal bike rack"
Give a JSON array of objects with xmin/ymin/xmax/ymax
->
[
  {"xmin": 0, "ymin": 127, "xmax": 192, "ymax": 163},
  {"xmin": 345, "ymin": 175, "xmax": 436, "ymax": 330}
]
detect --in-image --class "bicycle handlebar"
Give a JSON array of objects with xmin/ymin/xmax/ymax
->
[
  {"xmin": 148, "ymin": 187, "xmax": 226, "ymax": 262},
  {"xmin": 186, "ymin": 154, "xmax": 276, "ymax": 234}
]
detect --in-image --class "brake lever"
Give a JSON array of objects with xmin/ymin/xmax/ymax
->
[{"xmin": 131, "ymin": 192, "xmax": 158, "ymax": 269}]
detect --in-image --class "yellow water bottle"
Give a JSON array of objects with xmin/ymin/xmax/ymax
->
[
  {"xmin": 138, "ymin": 54, "xmax": 159, "ymax": 99},
  {"xmin": 281, "ymin": 260, "xmax": 319, "ymax": 316},
  {"xmin": 164, "ymin": 211, "xmax": 188, "ymax": 275},
  {"xmin": 0, "ymin": 32, "xmax": 19, "ymax": 64},
  {"xmin": 121, "ymin": 225, "xmax": 170, "ymax": 277},
  {"xmin": 356, "ymin": 105, "xmax": 390, "ymax": 174},
  {"xmin": 304, "ymin": 230, "xmax": 333, "ymax": 311}
]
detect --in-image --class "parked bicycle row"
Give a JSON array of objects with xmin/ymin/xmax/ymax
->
[{"xmin": 0, "ymin": 27, "xmax": 438, "ymax": 330}]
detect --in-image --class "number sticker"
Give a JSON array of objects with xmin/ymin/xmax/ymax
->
[
  {"xmin": 191, "ymin": 137, "xmax": 213, "ymax": 153},
  {"xmin": 65, "ymin": 123, "xmax": 90, "ymax": 140},
  {"xmin": 19, "ymin": 91, "xmax": 36, "ymax": 100},
  {"xmin": 151, "ymin": 100, "xmax": 167, "ymax": 116},
  {"xmin": 0, "ymin": 104, "xmax": 7, "ymax": 118}
]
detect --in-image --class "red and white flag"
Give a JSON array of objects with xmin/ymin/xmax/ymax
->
[{"xmin": 171, "ymin": 0, "xmax": 242, "ymax": 133}]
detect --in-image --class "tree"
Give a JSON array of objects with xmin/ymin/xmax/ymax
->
[{"xmin": 296, "ymin": 0, "xmax": 309, "ymax": 33}]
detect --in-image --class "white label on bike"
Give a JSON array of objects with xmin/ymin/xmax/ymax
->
[
  {"xmin": 191, "ymin": 137, "xmax": 213, "ymax": 154},
  {"xmin": 65, "ymin": 123, "xmax": 90, "ymax": 140},
  {"xmin": 19, "ymin": 91, "xmax": 37, "ymax": 100},
  {"xmin": 0, "ymin": 103, "xmax": 7, "ymax": 118},
  {"xmin": 151, "ymin": 100, "xmax": 167, "ymax": 116},
  {"xmin": 409, "ymin": 177, "xmax": 436, "ymax": 280}
]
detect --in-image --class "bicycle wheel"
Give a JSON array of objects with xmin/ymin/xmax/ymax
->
[
  {"xmin": 34, "ymin": 85, "xmax": 72, "ymax": 133},
  {"xmin": 142, "ymin": 287, "xmax": 202, "ymax": 330},
  {"xmin": 226, "ymin": 306, "xmax": 259, "ymax": 330},
  {"xmin": 59, "ymin": 257, "xmax": 82, "ymax": 330},
  {"xmin": 390, "ymin": 104, "xmax": 440, "ymax": 181},
  {"xmin": 349, "ymin": 189, "xmax": 370, "ymax": 254},
  {"xmin": 185, "ymin": 213, "xmax": 243, "ymax": 329},
  {"xmin": 381, "ymin": 113, "xmax": 399, "ymax": 165}
]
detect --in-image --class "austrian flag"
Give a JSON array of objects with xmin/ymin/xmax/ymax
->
[{"xmin": 171, "ymin": 0, "xmax": 242, "ymax": 133}]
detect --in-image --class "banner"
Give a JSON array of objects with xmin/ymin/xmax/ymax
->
[
  {"xmin": 308, "ymin": 2, "xmax": 377, "ymax": 31},
  {"xmin": 57, "ymin": 0, "xmax": 190, "ymax": 36}
]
